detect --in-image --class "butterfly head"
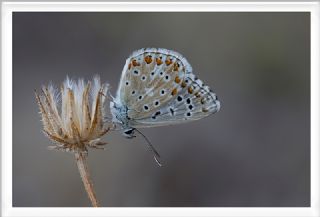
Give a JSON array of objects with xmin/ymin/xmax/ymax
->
[{"xmin": 110, "ymin": 100, "xmax": 134, "ymax": 135}]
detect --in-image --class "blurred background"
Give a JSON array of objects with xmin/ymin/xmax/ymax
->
[{"xmin": 13, "ymin": 12, "xmax": 310, "ymax": 207}]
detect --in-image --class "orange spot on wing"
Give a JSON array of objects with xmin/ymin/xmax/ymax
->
[
  {"xmin": 181, "ymin": 81, "xmax": 187, "ymax": 88},
  {"xmin": 165, "ymin": 58, "xmax": 172, "ymax": 66},
  {"xmin": 128, "ymin": 63, "xmax": 132, "ymax": 70},
  {"xmin": 132, "ymin": 59, "xmax": 140, "ymax": 67},
  {"xmin": 144, "ymin": 55, "xmax": 152, "ymax": 64},
  {"xmin": 173, "ymin": 62, "xmax": 180, "ymax": 71},
  {"xmin": 175, "ymin": 76, "xmax": 181, "ymax": 84},
  {"xmin": 156, "ymin": 57, "xmax": 163, "ymax": 65},
  {"xmin": 188, "ymin": 86, "xmax": 193, "ymax": 94},
  {"xmin": 171, "ymin": 88, "xmax": 178, "ymax": 96}
]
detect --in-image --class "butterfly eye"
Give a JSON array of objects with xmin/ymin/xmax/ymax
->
[{"xmin": 124, "ymin": 129, "xmax": 134, "ymax": 135}]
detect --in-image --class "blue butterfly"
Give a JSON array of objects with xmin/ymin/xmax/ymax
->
[{"xmin": 110, "ymin": 48, "xmax": 220, "ymax": 166}]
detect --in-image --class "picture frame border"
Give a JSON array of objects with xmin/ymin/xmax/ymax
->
[{"xmin": 1, "ymin": 1, "xmax": 319, "ymax": 216}]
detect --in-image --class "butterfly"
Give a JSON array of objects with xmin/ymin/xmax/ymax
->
[{"xmin": 110, "ymin": 48, "xmax": 220, "ymax": 166}]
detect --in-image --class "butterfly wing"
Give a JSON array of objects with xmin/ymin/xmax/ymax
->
[{"xmin": 114, "ymin": 48, "xmax": 220, "ymax": 128}]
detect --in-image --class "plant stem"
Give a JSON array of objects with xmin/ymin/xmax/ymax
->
[{"xmin": 75, "ymin": 152, "xmax": 100, "ymax": 207}]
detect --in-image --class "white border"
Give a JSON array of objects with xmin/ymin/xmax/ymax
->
[
  {"xmin": 1, "ymin": 1, "xmax": 320, "ymax": 12},
  {"xmin": 1, "ymin": 2, "xmax": 319, "ymax": 217}
]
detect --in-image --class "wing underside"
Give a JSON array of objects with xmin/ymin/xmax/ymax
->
[{"xmin": 115, "ymin": 48, "xmax": 220, "ymax": 128}]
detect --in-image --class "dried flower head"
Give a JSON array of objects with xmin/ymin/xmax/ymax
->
[{"xmin": 35, "ymin": 76, "xmax": 110, "ymax": 154}]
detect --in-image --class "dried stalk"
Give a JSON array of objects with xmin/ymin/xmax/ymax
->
[
  {"xmin": 75, "ymin": 152, "xmax": 100, "ymax": 207},
  {"xmin": 35, "ymin": 77, "xmax": 109, "ymax": 207}
]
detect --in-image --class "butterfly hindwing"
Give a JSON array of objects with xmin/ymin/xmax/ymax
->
[{"xmin": 116, "ymin": 48, "xmax": 220, "ymax": 128}]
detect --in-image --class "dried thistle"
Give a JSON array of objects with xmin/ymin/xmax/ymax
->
[{"xmin": 35, "ymin": 76, "xmax": 109, "ymax": 207}]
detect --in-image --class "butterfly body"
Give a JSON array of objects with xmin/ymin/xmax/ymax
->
[
  {"xmin": 110, "ymin": 101, "xmax": 136, "ymax": 138},
  {"xmin": 110, "ymin": 48, "xmax": 220, "ymax": 164}
]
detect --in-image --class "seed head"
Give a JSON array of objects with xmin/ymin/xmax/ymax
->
[{"xmin": 35, "ymin": 76, "xmax": 110, "ymax": 154}]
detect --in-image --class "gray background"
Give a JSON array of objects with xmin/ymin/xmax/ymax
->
[{"xmin": 13, "ymin": 12, "xmax": 310, "ymax": 207}]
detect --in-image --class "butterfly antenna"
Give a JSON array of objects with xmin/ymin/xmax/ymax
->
[{"xmin": 135, "ymin": 129, "xmax": 162, "ymax": 167}]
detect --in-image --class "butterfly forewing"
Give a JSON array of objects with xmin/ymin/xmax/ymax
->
[{"xmin": 116, "ymin": 48, "xmax": 220, "ymax": 128}]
